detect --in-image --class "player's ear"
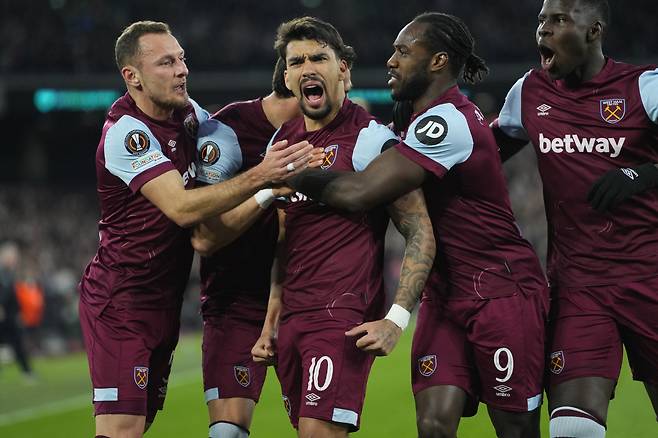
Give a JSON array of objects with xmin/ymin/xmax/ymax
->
[
  {"xmin": 338, "ymin": 59, "xmax": 348, "ymax": 81},
  {"xmin": 587, "ymin": 21, "xmax": 603, "ymax": 43},
  {"xmin": 283, "ymin": 68, "xmax": 293, "ymax": 92},
  {"xmin": 122, "ymin": 65, "xmax": 141, "ymax": 88},
  {"xmin": 430, "ymin": 52, "xmax": 449, "ymax": 73}
]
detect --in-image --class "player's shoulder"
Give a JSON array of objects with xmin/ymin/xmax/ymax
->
[
  {"xmin": 196, "ymin": 118, "xmax": 243, "ymax": 184},
  {"xmin": 104, "ymin": 114, "xmax": 158, "ymax": 155},
  {"xmin": 214, "ymin": 99, "xmax": 263, "ymax": 125},
  {"xmin": 197, "ymin": 118, "xmax": 242, "ymax": 170},
  {"xmin": 406, "ymin": 101, "xmax": 473, "ymax": 148},
  {"xmin": 608, "ymin": 59, "xmax": 656, "ymax": 76},
  {"xmin": 187, "ymin": 97, "xmax": 210, "ymax": 124}
]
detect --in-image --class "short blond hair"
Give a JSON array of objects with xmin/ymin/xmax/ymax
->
[{"xmin": 115, "ymin": 21, "xmax": 171, "ymax": 70}]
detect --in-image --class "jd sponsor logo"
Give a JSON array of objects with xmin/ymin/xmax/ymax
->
[{"xmin": 538, "ymin": 133, "xmax": 625, "ymax": 158}]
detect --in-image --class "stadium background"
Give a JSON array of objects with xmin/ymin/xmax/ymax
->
[{"xmin": 0, "ymin": 0, "xmax": 656, "ymax": 436}]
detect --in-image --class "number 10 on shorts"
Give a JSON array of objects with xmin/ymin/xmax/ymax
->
[{"xmin": 307, "ymin": 356, "xmax": 334, "ymax": 392}]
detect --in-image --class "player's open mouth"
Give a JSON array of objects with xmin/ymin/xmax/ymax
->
[
  {"xmin": 302, "ymin": 81, "xmax": 325, "ymax": 109},
  {"xmin": 387, "ymin": 71, "xmax": 400, "ymax": 88},
  {"xmin": 174, "ymin": 83, "xmax": 186, "ymax": 94},
  {"xmin": 538, "ymin": 45, "xmax": 556, "ymax": 71}
]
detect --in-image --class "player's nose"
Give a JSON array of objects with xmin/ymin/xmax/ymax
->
[{"xmin": 386, "ymin": 52, "xmax": 397, "ymax": 68}]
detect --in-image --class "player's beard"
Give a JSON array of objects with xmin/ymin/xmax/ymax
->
[
  {"xmin": 299, "ymin": 95, "xmax": 333, "ymax": 121},
  {"xmin": 152, "ymin": 92, "xmax": 189, "ymax": 111},
  {"xmin": 392, "ymin": 69, "xmax": 431, "ymax": 102}
]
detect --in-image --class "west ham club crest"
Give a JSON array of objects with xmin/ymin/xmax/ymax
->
[
  {"xmin": 418, "ymin": 354, "xmax": 437, "ymax": 377},
  {"xmin": 134, "ymin": 366, "xmax": 149, "ymax": 389},
  {"xmin": 321, "ymin": 144, "xmax": 339, "ymax": 169},
  {"xmin": 550, "ymin": 351, "xmax": 565, "ymax": 374},
  {"xmin": 234, "ymin": 366, "xmax": 251, "ymax": 387},
  {"xmin": 600, "ymin": 98, "xmax": 626, "ymax": 124}
]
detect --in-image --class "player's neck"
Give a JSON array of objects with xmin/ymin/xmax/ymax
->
[
  {"xmin": 262, "ymin": 93, "xmax": 300, "ymax": 129},
  {"xmin": 130, "ymin": 91, "xmax": 174, "ymax": 121},
  {"xmin": 413, "ymin": 79, "xmax": 457, "ymax": 114},
  {"xmin": 564, "ymin": 51, "xmax": 606, "ymax": 87}
]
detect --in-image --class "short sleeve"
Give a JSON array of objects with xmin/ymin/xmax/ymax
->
[
  {"xmin": 352, "ymin": 120, "xmax": 399, "ymax": 171},
  {"xmin": 103, "ymin": 115, "xmax": 173, "ymax": 193},
  {"xmin": 196, "ymin": 119, "xmax": 243, "ymax": 185},
  {"xmin": 639, "ymin": 67, "xmax": 658, "ymax": 124},
  {"xmin": 189, "ymin": 98, "xmax": 210, "ymax": 124},
  {"xmin": 497, "ymin": 72, "xmax": 531, "ymax": 141},
  {"xmin": 395, "ymin": 103, "xmax": 473, "ymax": 178}
]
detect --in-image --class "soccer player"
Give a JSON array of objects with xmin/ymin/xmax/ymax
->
[
  {"xmin": 494, "ymin": 0, "xmax": 658, "ymax": 436},
  {"xmin": 252, "ymin": 17, "xmax": 436, "ymax": 438},
  {"xmin": 289, "ymin": 13, "xmax": 549, "ymax": 438},
  {"xmin": 0, "ymin": 241, "xmax": 35, "ymax": 380},
  {"xmin": 190, "ymin": 59, "xmax": 302, "ymax": 438},
  {"xmin": 77, "ymin": 21, "xmax": 313, "ymax": 438}
]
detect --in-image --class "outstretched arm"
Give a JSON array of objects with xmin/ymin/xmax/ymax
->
[
  {"xmin": 191, "ymin": 148, "xmax": 324, "ymax": 254},
  {"xmin": 142, "ymin": 139, "xmax": 312, "ymax": 228},
  {"xmin": 289, "ymin": 147, "xmax": 427, "ymax": 213},
  {"xmin": 191, "ymin": 190, "xmax": 272, "ymax": 256},
  {"xmin": 346, "ymin": 188, "xmax": 435, "ymax": 356}
]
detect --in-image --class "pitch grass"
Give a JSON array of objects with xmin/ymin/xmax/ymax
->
[{"xmin": 0, "ymin": 330, "xmax": 655, "ymax": 437}]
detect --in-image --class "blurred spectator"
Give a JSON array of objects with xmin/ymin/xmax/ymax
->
[{"xmin": 0, "ymin": 240, "xmax": 35, "ymax": 379}]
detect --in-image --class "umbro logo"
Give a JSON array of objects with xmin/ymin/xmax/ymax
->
[
  {"xmin": 536, "ymin": 104, "xmax": 551, "ymax": 116},
  {"xmin": 493, "ymin": 385, "xmax": 512, "ymax": 393},
  {"xmin": 305, "ymin": 393, "xmax": 321, "ymax": 402},
  {"xmin": 305, "ymin": 392, "xmax": 321, "ymax": 406},
  {"xmin": 494, "ymin": 384, "xmax": 513, "ymax": 397},
  {"xmin": 621, "ymin": 168, "xmax": 639, "ymax": 180}
]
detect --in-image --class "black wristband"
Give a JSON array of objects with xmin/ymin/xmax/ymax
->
[
  {"xmin": 288, "ymin": 169, "xmax": 342, "ymax": 201},
  {"xmin": 637, "ymin": 163, "xmax": 658, "ymax": 189}
]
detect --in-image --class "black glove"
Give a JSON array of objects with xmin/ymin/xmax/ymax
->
[{"xmin": 587, "ymin": 163, "xmax": 658, "ymax": 212}]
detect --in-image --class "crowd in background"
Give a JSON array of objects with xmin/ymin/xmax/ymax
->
[{"xmin": 2, "ymin": 0, "xmax": 657, "ymax": 74}]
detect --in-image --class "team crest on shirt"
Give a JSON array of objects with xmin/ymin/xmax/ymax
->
[
  {"xmin": 199, "ymin": 141, "xmax": 221, "ymax": 165},
  {"xmin": 321, "ymin": 144, "xmax": 339, "ymax": 169},
  {"xmin": 549, "ymin": 350, "xmax": 565, "ymax": 374},
  {"xmin": 418, "ymin": 354, "xmax": 437, "ymax": 377},
  {"xmin": 133, "ymin": 366, "xmax": 149, "ymax": 389},
  {"xmin": 415, "ymin": 116, "xmax": 448, "ymax": 145},
  {"xmin": 234, "ymin": 366, "xmax": 251, "ymax": 387},
  {"xmin": 282, "ymin": 395, "xmax": 292, "ymax": 416},
  {"xmin": 124, "ymin": 130, "xmax": 150, "ymax": 156},
  {"xmin": 184, "ymin": 112, "xmax": 199, "ymax": 138},
  {"xmin": 600, "ymin": 98, "xmax": 626, "ymax": 124}
]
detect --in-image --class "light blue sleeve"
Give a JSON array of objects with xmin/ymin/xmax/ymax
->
[
  {"xmin": 103, "ymin": 115, "xmax": 170, "ymax": 185},
  {"xmin": 195, "ymin": 119, "xmax": 243, "ymax": 185},
  {"xmin": 497, "ymin": 72, "xmax": 530, "ymax": 141},
  {"xmin": 404, "ymin": 103, "xmax": 473, "ymax": 171},
  {"xmin": 352, "ymin": 120, "xmax": 399, "ymax": 171},
  {"xmin": 189, "ymin": 97, "xmax": 211, "ymax": 124},
  {"xmin": 639, "ymin": 68, "xmax": 658, "ymax": 124}
]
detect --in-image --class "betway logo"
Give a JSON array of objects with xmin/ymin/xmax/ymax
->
[{"xmin": 539, "ymin": 133, "xmax": 625, "ymax": 158}]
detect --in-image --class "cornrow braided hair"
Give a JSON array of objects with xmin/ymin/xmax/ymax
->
[{"xmin": 413, "ymin": 12, "xmax": 489, "ymax": 84}]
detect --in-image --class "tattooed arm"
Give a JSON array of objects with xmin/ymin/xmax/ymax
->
[{"xmin": 346, "ymin": 188, "xmax": 435, "ymax": 356}]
